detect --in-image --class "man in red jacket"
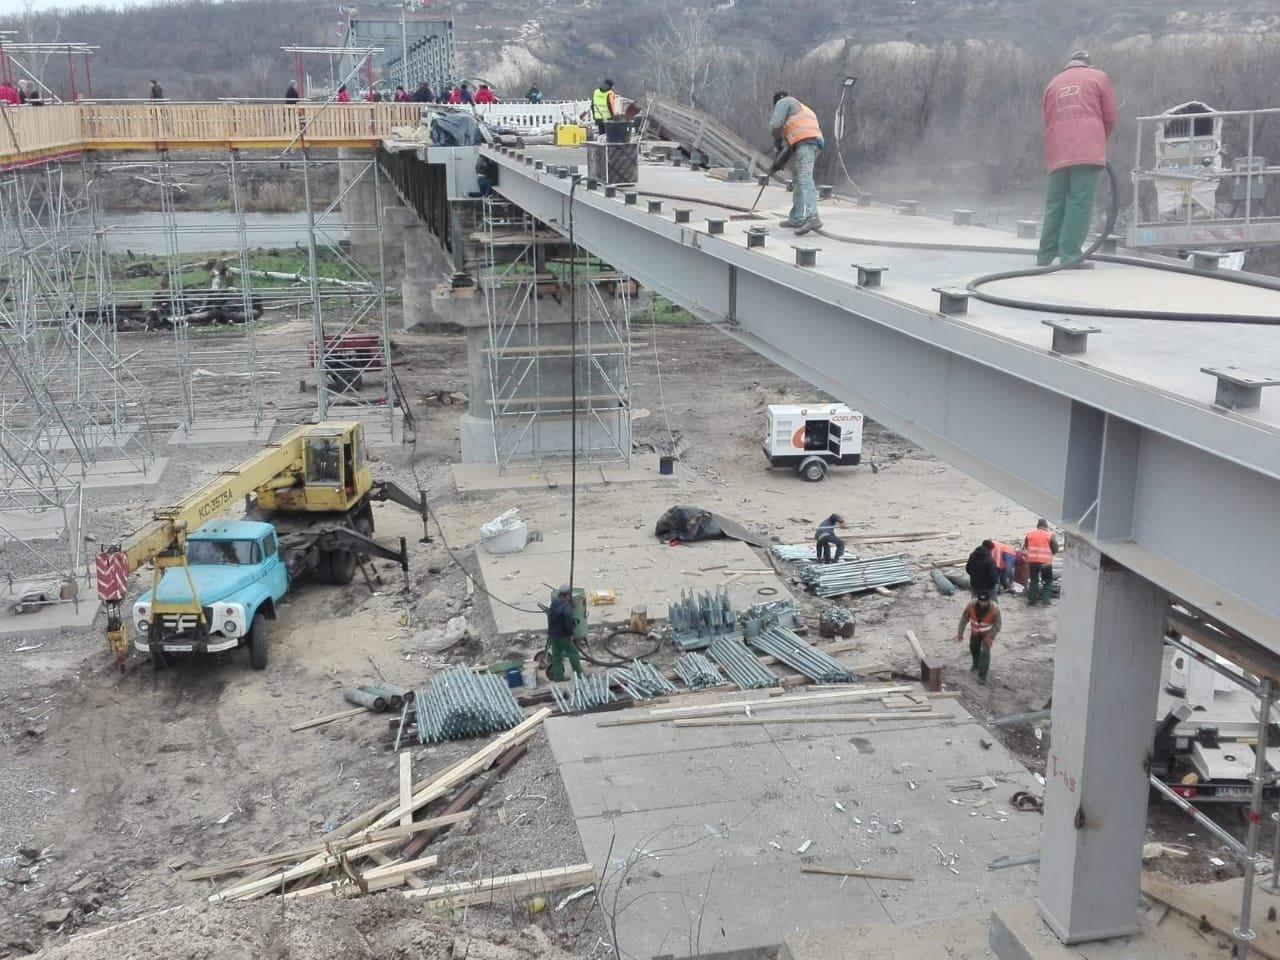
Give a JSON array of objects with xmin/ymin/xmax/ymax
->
[{"xmin": 1037, "ymin": 51, "xmax": 1117, "ymax": 267}]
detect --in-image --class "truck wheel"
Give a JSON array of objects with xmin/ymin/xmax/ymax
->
[
  {"xmin": 248, "ymin": 614, "xmax": 269, "ymax": 670},
  {"xmin": 326, "ymin": 547, "xmax": 356, "ymax": 586},
  {"xmin": 799, "ymin": 458, "xmax": 827, "ymax": 482}
]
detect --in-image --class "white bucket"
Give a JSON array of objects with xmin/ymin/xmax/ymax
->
[{"xmin": 481, "ymin": 518, "xmax": 528, "ymax": 555}]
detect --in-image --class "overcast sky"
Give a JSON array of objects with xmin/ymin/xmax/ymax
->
[{"xmin": 0, "ymin": 0, "xmax": 145, "ymax": 16}]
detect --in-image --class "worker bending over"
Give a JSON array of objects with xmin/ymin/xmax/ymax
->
[
  {"xmin": 955, "ymin": 592, "xmax": 1001, "ymax": 685},
  {"xmin": 769, "ymin": 92, "xmax": 824, "ymax": 235},
  {"xmin": 591, "ymin": 78, "xmax": 620, "ymax": 137},
  {"xmin": 814, "ymin": 513, "xmax": 846, "ymax": 564},
  {"xmin": 1023, "ymin": 519, "xmax": 1059, "ymax": 605},
  {"xmin": 1037, "ymin": 51, "xmax": 1116, "ymax": 267},
  {"xmin": 990, "ymin": 539, "xmax": 1018, "ymax": 592},
  {"xmin": 546, "ymin": 585, "xmax": 583, "ymax": 681}
]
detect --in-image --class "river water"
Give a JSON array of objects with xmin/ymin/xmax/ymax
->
[{"xmin": 98, "ymin": 211, "xmax": 343, "ymax": 255}]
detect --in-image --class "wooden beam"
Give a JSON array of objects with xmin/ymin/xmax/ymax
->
[
  {"xmin": 595, "ymin": 687, "xmax": 915, "ymax": 727},
  {"xmin": 399, "ymin": 751, "xmax": 413, "ymax": 828},
  {"xmin": 1140, "ymin": 874, "xmax": 1280, "ymax": 960},
  {"xmin": 283, "ymin": 855, "xmax": 440, "ymax": 901},
  {"xmin": 905, "ymin": 631, "xmax": 927, "ymax": 662},
  {"xmin": 290, "ymin": 706, "xmax": 365, "ymax": 732},
  {"xmin": 674, "ymin": 711, "xmax": 954, "ymax": 728},
  {"xmin": 402, "ymin": 864, "xmax": 597, "ymax": 905}
]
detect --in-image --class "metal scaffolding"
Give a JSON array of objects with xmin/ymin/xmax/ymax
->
[{"xmin": 480, "ymin": 197, "xmax": 632, "ymax": 468}]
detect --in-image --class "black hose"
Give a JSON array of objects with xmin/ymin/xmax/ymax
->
[{"xmin": 572, "ymin": 629, "xmax": 662, "ymax": 667}]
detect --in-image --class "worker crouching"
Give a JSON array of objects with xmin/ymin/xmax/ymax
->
[
  {"xmin": 956, "ymin": 592, "xmax": 1001, "ymax": 685},
  {"xmin": 546, "ymin": 584, "xmax": 584, "ymax": 681}
]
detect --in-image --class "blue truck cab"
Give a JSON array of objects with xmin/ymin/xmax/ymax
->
[{"xmin": 132, "ymin": 520, "xmax": 289, "ymax": 669}]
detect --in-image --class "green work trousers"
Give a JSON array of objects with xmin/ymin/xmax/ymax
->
[
  {"xmin": 547, "ymin": 634, "xmax": 583, "ymax": 681},
  {"xmin": 1028, "ymin": 563, "xmax": 1054, "ymax": 604},
  {"xmin": 969, "ymin": 633, "xmax": 992, "ymax": 682},
  {"xmin": 1037, "ymin": 164, "xmax": 1101, "ymax": 265}
]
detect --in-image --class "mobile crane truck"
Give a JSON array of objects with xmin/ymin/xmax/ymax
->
[{"xmin": 95, "ymin": 421, "xmax": 429, "ymax": 670}]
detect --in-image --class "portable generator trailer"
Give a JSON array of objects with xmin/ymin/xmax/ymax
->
[{"xmin": 763, "ymin": 403, "xmax": 864, "ymax": 482}]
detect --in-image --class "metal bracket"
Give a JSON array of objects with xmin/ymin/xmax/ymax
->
[
  {"xmin": 819, "ymin": 185, "xmax": 835, "ymax": 200},
  {"xmin": 746, "ymin": 226, "xmax": 768, "ymax": 249},
  {"xmin": 1201, "ymin": 366, "xmax": 1280, "ymax": 411},
  {"xmin": 604, "ymin": 185, "xmax": 618, "ymax": 199},
  {"xmin": 647, "ymin": 199, "xmax": 663, "ymax": 214},
  {"xmin": 898, "ymin": 200, "xmax": 923, "ymax": 216},
  {"xmin": 1099, "ymin": 233, "xmax": 1123, "ymax": 254},
  {"xmin": 584, "ymin": 178, "xmax": 598, "ymax": 191},
  {"xmin": 706, "ymin": 218, "xmax": 726, "ymax": 236},
  {"xmin": 1016, "ymin": 219, "xmax": 1039, "ymax": 239},
  {"xmin": 952, "ymin": 209, "xmax": 974, "ymax": 226},
  {"xmin": 556, "ymin": 166, "xmax": 570, "ymax": 179},
  {"xmin": 1191, "ymin": 250, "xmax": 1227, "ymax": 272},
  {"xmin": 793, "ymin": 245, "xmax": 818, "ymax": 267},
  {"xmin": 534, "ymin": 160, "xmax": 545, "ymax": 171},
  {"xmin": 624, "ymin": 191, "xmax": 638, "ymax": 206},
  {"xmin": 674, "ymin": 208, "xmax": 691, "ymax": 224},
  {"xmin": 1043, "ymin": 318, "xmax": 1101, "ymax": 355},
  {"xmin": 854, "ymin": 263, "xmax": 887, "ymax": 288},
  {"xmin": 933, "ymin": 286, "xmax": 971, "ymax": 315}
]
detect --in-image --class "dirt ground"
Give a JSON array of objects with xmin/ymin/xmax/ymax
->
[{"xmin": 0, "ymin": 320, "xmax": 1251, "ymax": 957}]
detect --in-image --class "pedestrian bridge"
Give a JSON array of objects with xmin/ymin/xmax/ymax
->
[{"xmin": 0, "ymin": 101, "xmax": 424, "ymax": 164}]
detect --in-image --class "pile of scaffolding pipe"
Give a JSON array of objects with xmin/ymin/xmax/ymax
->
[
  {"xmin": 613, "ymin": 659, "xmax": 679, "ymax": 701},
  {"xmin": 413, "ymin": 665, "xmax": 525, "ymax": 743},
  {"xmin": 796, "ymin": 553, "xmax": 913, "ymax": 598},
  {"xmin": 771, "ymin": 544, "xmax": 859, "ymax": 564},
  {"xmin": 708, "ymin": 635, "xmax": 781, "ymax": 690},
  {"xmin": 550, "ymin": 673, "xmax": 616, "ymax": 714},
  {"xmin": 674, "ymin": 652, "xmax": 729, "ymax": 690},
  {"xmin": 668, "ymin": 586, "xmax": 737, "ymax": 651},
  {"xmin": 749, "ymin": 626, "xmax": 854, "ymax": 684}
]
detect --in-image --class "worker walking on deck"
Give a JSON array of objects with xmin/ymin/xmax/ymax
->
[
  {"xmin": 956, "ymin": 592, "xmax": 1001, "ymax": 685},
  {"xmin": 1037, "ymin": 51, "xmax": 1116, "ymax": 267},
  {"xmin": 546, "ymin": 585, "xmax": 583, "ymax": 681},
  {"xmin": 769, "ymin": 91, "xmax": 825, "ymax": 235},
  {"xmin": 1023, "ymin": 518, "xmax": 1059, "ymax": 605},
  {"xmin": 591, "ymin": 78, "xmax": 620, "ymax": 136},
  {"xmin": 815, "ymin": 513, "xmax": 847, "ymax": 564}
]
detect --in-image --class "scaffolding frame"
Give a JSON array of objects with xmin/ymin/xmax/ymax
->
[{"xmin": 480, "ymin": 197, "xmax": 632, "ymax": 469}]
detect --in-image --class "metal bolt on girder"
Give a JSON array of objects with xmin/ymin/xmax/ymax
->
[
  {"xmin": 1016, "ymin": 219, "xmax": 1039, "ymax": 239},
  {"xmin": 757, "ymin": 175, "xmax": 770, "ymax": 187},
  {"xmin": 1043, "ymin": 318, "xmax": 1101, "ymax": 355},
  {"xmin": 1201, "ymin": 366, "xmax": 1280, "ymax": 411},
  {"xmin": 1192, "ymin": 250, "xmax": 1227, "ymax": 272},
  {"xmin": 625, "ymin": 191, "xmax": 638, "ymax": 205},
  {"xmin": 584, "ymin": 178, "xmax": 598, "ymax": 191},
  {"xmin": 534, "ymin": 160, "xmax": 545, "ymax": 171},
  {"xmin": 819, "ymin": 184, "xmax": 835, "ymax": 200},
  {"xmin": 1100, "ymin": 233, "xmax": 1122, "ymax": 254},
  {"xmin": 854, "ymin": 263, "xmax": 887, "ymax": 288},
  {"xmin": 674, "ymin": 208, "xmax": 691, "ymax": 223},
  {"xmin": 604, "ymin": 184, "xmax": 618, "ymax": 198},
  {"xmin": 953, "ymin": 209, "xmax": 974, "ymax": 226},
  {"xmin": 647, "ymin": 199, "xmax": 663, "ymax": 213},
  {"xmin": 933, "ymin": 286, "xmax": 971, "ymax": 315},
  {"xmin": 898, "ymin": 200, "xmax": 923, "ymax": 215},
  {"xmin": 707, "ymin": 218, "xmax": 726, "ymax": 235},
  {"xmin": 793, "ymin": 245, "xmax": 818, "ymax": 267},
  {"xmin": 556, "ymin": 166, "xmax": 570, "ymax": 179},
  {"xmin": 747, "ymin": 226, "xmax": 768, "ymax": 248}
]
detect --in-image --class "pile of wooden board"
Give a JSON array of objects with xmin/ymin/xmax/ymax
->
[{"xmin": 183, "ymin": 708, "xmax": 593, "ymax": 903}]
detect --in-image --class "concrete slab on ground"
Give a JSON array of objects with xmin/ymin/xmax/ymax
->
[
  {"xmin": 0, "ymin": 505, "xmax": 77, "ymax": 542},
  {"xmin": 348, "ymin": 408, "xmax": 404, "ymax": 447},
  {"xmin": 0, "ymin": 580, "xmax": 99, "ymax": 636},
  {"xmin": 546, "ymin": 691, "xmax": 1044, "ymax": 957},
  {"xmin": 40, "ymin": 424, "xmax": 138, "ymax": 452},
  {"xmin": 167, "ymin": 418, "xmax": 276, "ymax": 446},
  {"xmin": 989, "ymin": 899, "xmax": 1223, "ymax": 959},
  {"xmin": 478, "ymin": 533, "xmax": 785, "ymax": 635},
  {"xmin": 451, "ymin": 453, "xmax": 669, "ymax": 493},
  {"xmin": 64, "ymin": 457, "xmax": 169, "ymax": 489},
  {"xmin": 782, "ymin": 917, "xmax": 995, "ymax": 960}
]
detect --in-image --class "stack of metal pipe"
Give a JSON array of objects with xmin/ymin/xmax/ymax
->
[
  {"xmin": 749, "ymin": 625, "xmax": 853, "ymax": 684},
  {"xmin": 613, "ymin": 659, "xmax": 679, "ymax": 700},
  {"xmin": 550, "ymin": 673, "xmax": 616, "ymax": 714},
  {"xmin": 771, "ymin": 544, "xmax": 858, "ymax": 564},
  {"xmin": 796, "ymin": 553, "xmax": 913, "ymax": 597},
  {"xmin": 674, "ymin": 652, "xmax": 729, "ymax": 689},
  {"xmin": 708, "ymin": 635, "xmax": 781, "ymax": 690},
  {"xmin": 412, "ymin": 665, "xmax": 525, "ymax": 743}
]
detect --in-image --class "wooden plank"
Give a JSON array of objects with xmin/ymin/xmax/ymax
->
[
  {"xmin": 290, "ymin": 706, "xmax": 365, "ymax": 732},
  {"xmin": 181, "ymin": 811, "xmax": 475, "ymax": 881},
  {"xmin": 400, "ymin": 743, "xmax": 528, "ymax": 860},
  {"xmin": 1140, "ymin": 874, "xmax": 1280, "ymax": 960},
  {"xmin": 283, "ymin": 855, "xmax": 440, "ymax": 901},
  {"xmin": 403, "ymin": 863, "xmax": 597, "ymax": 905},
  {"xmin": 905, "ymin": 630, "xmax": 927, "ymax": 663},
  {"xmin": 399, "ymin": 751, "xmax": 413, "ymax": 828},
  {"xmin": 674, "ymin": 712, "xmax": 954, "ymax": 728},
  {"xmin": 210, "ymin": 837, "xmax": 404, "ymax": 901},
  {"xmin": 802, "ymin": 865, "xmax": 914, "ymax": 882},
  {"xmin": 595, "ymin": 686, "xmax": 914, "ymax": 727}
]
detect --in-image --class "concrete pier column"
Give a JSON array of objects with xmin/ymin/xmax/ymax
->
[
  {"xmin": 338, "ymin": 147, "xmax": 401, "ymax": 269},
  {"xmin": 388, "ymin": 208, "xmax": 453, "ymax": 330},
  {"xmin": 1036, "ymin": 540, "xmax": 1167, "ymax": 944}
]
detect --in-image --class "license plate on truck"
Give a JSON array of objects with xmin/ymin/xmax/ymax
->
[{"xmin": 162, "ymin": 644, "xmax": 193, "ymax": 653}]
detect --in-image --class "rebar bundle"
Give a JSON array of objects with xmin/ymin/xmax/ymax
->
[
  {"xmin": 708, "ymin": 636, "xmax": 780, "ymax": 690},
  {"xmin": 749, "ymin": 626, "xmax": 854, "ymax": 684},
  {"xmin": 550, "ymin": 673, "xmax": 616, "ymax": 714},
  {"xmin": 412, "ymin": 665, "xmax": 525, "ymax": 743},
  {"xmin": 613, "ymin": 659, "xmax": 679, "ymax": 701},
  {"xmin": 796, "ymin": 553, "xmax": 913, "ymax": 597},
  {"xmin": 674, "ymin": 652, "xmax": 729, "ymax": 690},
  {"xmin": 668, "ymin": 586, "xmax": 737, "ymax": 651}
]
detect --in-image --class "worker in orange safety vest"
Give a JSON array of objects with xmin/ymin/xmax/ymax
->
[
  {"xmin": 1023, "ymin": 518, "xmax": 1060, "ymax": 605},
  {"xmin": 955, "ymin": 592, "xmax": 1001, "ymax": 685},
  {"xmin": 989, "ymin": 540, "xmax": 1019, "ymax": 592},
  {"xmin": 769, "ymin": 92, "xmax": 825, "ymax": 235}
]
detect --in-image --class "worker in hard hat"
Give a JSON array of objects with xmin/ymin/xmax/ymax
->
[
  {"xmin": 591, "ymin": 78, "xmax": 620, "ymax": 137},
  {"xmin": 814, "ymin": 513, "xmax": 846, "ymax": 564},
  {"xmin": 769, "ymin": 91, "xmax": 825, "ymax": 235},
  {"xmin": 1037, "ymin": 51, "xmax": 1117, "ymax": 267},
  {"xmin": 955, "ymin": 592, "xmax": 1001, "ymax": 686},
  {"xmin": 546, "ymin": 585, "xmax": 583, "ymax": 681},
  {"xmin": 1023, "ymin": 519, "xmax": 1059, "ymax": 605}
]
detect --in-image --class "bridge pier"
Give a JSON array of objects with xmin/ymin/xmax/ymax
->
[{"xmin": 338, "ymin": 147, "xmax": 404, "ymax": 270}]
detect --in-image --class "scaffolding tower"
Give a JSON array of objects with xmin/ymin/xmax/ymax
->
[{"xmin": 481, "ymin": 197, "xmax": 631, "ymax": 469}]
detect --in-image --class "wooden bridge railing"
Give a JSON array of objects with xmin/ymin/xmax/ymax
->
[{"xmin": 0, "ymin": 101, "xmax": 424, "ymax": 163}]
